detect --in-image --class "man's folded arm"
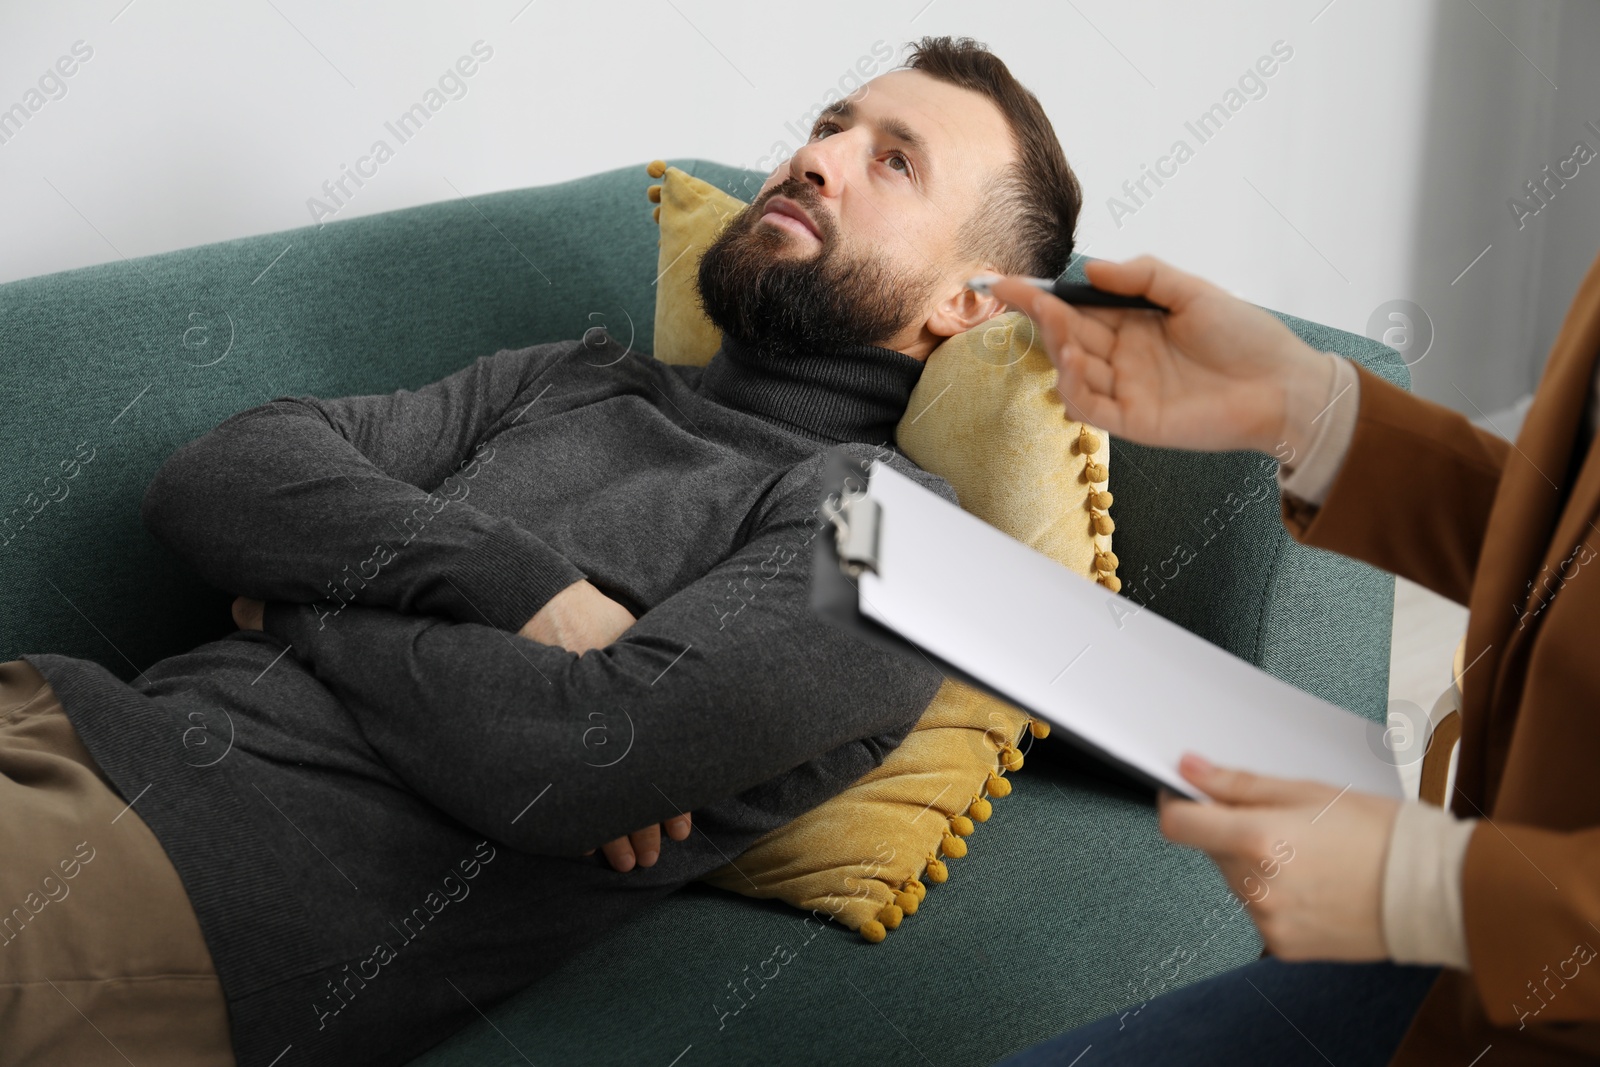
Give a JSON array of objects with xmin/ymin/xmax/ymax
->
[
  {"xmin": 261, "ymin": 506, "xmax": 944, "ymax": 857},
  {"xmin": 142, "ymin": 341, "xmax": 586, "ymax": 631}
]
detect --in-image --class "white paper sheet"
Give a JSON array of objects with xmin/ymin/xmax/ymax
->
[{"xmin": 855, "ymin": 461, "xmax": 1406, "ymax": 800}]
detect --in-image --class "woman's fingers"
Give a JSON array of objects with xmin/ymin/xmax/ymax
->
[
  {"xmin": 1157, "ymin": 789, "xmax": 1259, "ymax": 855},
  {"xmin": 988, "ymin": 277, "xmax": 1118, "ymax": 362},
  {"xmin": 1054, "ymin": 346, "xmax": 1124, "ymax": 432},
  {"xmin": 1084, "ymin": 254, "xmax": 1201, "ymax": 311},
  {"xmin": 665, "ymin": 812, "xmax": 692, "ymax": 841},
  {"xmin": 988, "ymin": 277, "xmax": 1078, "ymax": 342},
  {"xmin": 1065, "ymin": 344, "xmax": 1116, "ymax": 397},
  {"xmin": 1082, "ymin": 256, "xmax": 1156, "ymax": 295},
  {"xmin": 1177, "ymin": 753, "xmax": 1327, "ymax": 808},
  {"xmin": 980, "ymin": 275, "xmax": 1142, "ymax": 440},
  {"xmin": 1046, "ymin": 306, "xmax": 1119, "ymax": 363},
  {"xmin": 1074, "ymin": 305, "xmax": 1130, "ymax": 333}
]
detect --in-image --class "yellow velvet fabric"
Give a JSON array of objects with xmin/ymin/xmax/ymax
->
[
  {"xmin": 643, "ymin": 162, "xmax": 1116, "ymax": 938},
  {"xmin": 647, "ymin": 160, "xmax": 744, "ymax": 366}
]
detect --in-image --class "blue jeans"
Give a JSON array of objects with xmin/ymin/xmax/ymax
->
[{"xmin": 994, "ymin": 958, "xmax": 1441, "ymax": 1066}]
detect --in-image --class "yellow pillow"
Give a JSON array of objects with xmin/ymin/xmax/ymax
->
[
  {"xmin": 643, "ymin": 161, "xmax": 1119, "ymax": 941},
  {"xmin": 646, "ymin": 160, "xmax": 745, "ymax": 366}
]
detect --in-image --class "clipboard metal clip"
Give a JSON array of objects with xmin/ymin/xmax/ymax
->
[{"xmin": 822, "ymin": 484, "xmax": 882, "ymax": 578}]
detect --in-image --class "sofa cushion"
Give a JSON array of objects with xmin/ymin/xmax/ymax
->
[{"xmin": 408, "ymin": 754, "xmax": 1271, "ymax": 1066}]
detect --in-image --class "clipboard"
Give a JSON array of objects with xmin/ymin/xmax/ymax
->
[{"xmin": 810, "ymin": 448, "xmax": 1406, "ymax": 801}]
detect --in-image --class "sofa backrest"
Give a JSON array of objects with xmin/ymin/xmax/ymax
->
[{"xmin": 0, "ymin": 158, "xmax": 1405, "ymax": 722}]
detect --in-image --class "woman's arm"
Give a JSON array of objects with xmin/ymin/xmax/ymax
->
[
  {"xmin": 985, "ymin": 260, "xmax": 1511, "ymax": 607},
  {"xmin": 1279, "ymin": 359, "xmax": 1510, "ymax": 607},
  {"xmin": 1459, "ymin": 819, "xmax": 1600, "ymax": 1028},
  {"xmin": 1380, "ymin": 801, "xmax": 1476, "ymax": 969},
  {"xmin": 1274, "ymin": 352, "xmax": 1359, "ymax": 506}
]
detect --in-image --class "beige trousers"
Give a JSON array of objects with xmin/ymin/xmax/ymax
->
[{"xmin": 0, "ymin": 659, "xmax": 236, "ymax": 1065}]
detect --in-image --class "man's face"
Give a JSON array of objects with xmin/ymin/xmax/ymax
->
[{"xmin": 696, "ymin": 69, "xmax": 1018, "ymax": 363}]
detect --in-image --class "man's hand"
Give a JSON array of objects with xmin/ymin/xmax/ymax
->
[
  {"xmin": 518, "ymin": 578, "xmax": 637, "ymax": 655},
  {"xmin": 582, "ymin": 813, "xmax": 692, "ymax": 871},
  {"xmin": 1158, "ymin": 752, "xmax": 1400, "ymax": 961},
  {"xmin": 519, "ymin": 580, "xmax": 692, "ymax": 871},
  {"xmin": 239, "ymin": 583, "xmax": 687, "ymax": 871},
  {"xmin": 987, "ymin": 257, "xmax": 1335, "ymax": 462},
  {"xmin": 232, "ymin": 595, "xmax": 264, "ymax": 631}
]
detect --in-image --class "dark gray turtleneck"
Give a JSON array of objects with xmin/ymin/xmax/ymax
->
[{"xmin": 24, "ymin": 329, "xmax": 957, "ymax": 1067}]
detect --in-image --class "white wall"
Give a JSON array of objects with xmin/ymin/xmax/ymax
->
[
  {"xmin": 1407, "ymin": 0, "xmax": 1599, "ymax": 420},
  {"xmin": 2, "ymin": 0, "xmax": 1591, "ymax": 417}
]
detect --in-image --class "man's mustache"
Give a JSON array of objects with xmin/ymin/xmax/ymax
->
[{"xmin": 751, "ymin": 182, "xmax": 832, "ymax": 245}]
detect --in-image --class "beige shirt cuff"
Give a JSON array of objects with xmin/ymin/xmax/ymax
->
[
  {"xmin": 1381, "ymin": 799, "xmax": 1477, "ymax": 970},
  {"xmin": 1275, "ymin": 353, "xmax": 1360, "ymax": 507}
]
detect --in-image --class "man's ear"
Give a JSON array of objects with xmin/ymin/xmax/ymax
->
[{"xmin": 924, "ymin": 266, "xmax": 1011, "ymax": 340}]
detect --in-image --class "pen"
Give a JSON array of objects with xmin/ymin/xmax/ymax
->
[{"xmin": 965, "ymin": 273, "xmax": 1169, "ymax": 313}]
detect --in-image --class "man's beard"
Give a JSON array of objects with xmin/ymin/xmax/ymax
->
[{"xmin": 695, "ymin": 179, "xmax": 942, "ymax": 361}]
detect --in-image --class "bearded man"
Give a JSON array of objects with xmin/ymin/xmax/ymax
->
[{"xmin": 0, "ymin": 35, "xmax": 1081, "ymax": 1067}]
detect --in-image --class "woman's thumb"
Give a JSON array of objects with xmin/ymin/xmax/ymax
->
[
  {"xmin": 1084, "ymin": 256, "xmax": 1151, "ymax": 294},
  {"xmin": 1087, "ymin": 255, "xmax": 1192, "ymax": 311}
]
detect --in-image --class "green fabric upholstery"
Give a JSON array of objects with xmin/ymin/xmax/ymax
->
[
  {"xmin": 0, "ymin": 158, "xmax": 1406, "ymax": 1066},
  {"xmin": 1070, "ymin": 251, "xmax": 1406, "ymax": 722},
  {"xmin": 1, "ymin": 163, "xmax": 671, "ymax": 668}
]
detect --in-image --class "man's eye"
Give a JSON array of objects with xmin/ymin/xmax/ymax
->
[{"xmin": 811, "ymin": 122, "xmax": 913, "ymax": 179}]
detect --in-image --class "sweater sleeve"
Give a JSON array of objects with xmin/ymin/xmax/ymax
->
[
  {"xmin": 1381, "ymin": 799, "xmax": 1476, "ymax": 969},
  {"xmin": 141, "ymin": 342, "xmax": 587, "ymax": 632},
  {"xmin": 259, "ymin": 461, "xmax": 946, "ymax": 856},
  {"xmin": 1275, "ymin": 353, "xmax": 1360, "ymax": 507}
]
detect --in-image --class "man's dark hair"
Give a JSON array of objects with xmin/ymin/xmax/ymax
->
[{"xmin": 903, "ymin": 35, "xmax": 1082, "ymax": 279}]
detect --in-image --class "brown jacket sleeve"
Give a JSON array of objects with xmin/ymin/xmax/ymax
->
[
  {"xmin": 1460, "ymin": 822, "xmax": 1600, "ymax": 1028},
  {"xmin": 1280, "ymin": 351, "xmax": 1600, "ymax": 1051},
  {"xmin": 1279, "ymin": 361, "xmax": 1511, "ymax": 606}
]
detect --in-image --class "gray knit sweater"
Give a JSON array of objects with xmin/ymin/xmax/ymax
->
[{"xmin": 23, "ymin": 329, "xmax": 954, "ymax": 1066}]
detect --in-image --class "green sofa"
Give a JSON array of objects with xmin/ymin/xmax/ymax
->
[{"xmin": 0, "ymin": 159, "xmax": 1406, "ymax": 1066}]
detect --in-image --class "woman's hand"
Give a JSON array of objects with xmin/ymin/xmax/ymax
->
[
  {"xmin": 1158, "ymin": 753, "xmax": 1400, "ymax": 961},
  {"xmin": 987, "ymin": 256, "xmax": 1335, "ymax": 461}
]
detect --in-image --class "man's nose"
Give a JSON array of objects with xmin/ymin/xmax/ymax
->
[{"xmin": 785, "ymin": 127, "xmax": 867, "ymax": 196}]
